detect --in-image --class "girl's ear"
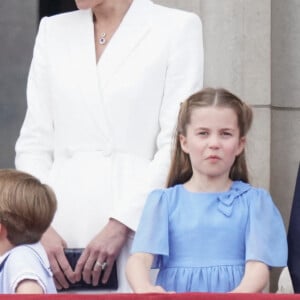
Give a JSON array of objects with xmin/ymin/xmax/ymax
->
[
  {"xmin": 179, "ymin": 134, "xmax": 189, "ymax": 154},
  {"xmin": 236, "ymin": 136, "xmax": 246, "ymax": 156}
]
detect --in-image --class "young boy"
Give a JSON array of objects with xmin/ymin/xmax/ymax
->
[{"xmin": 0, "ymin": 169, "xmax": 57, "ymax": 293}]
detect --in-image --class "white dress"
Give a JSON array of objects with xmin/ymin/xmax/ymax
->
[{"xmin": 15, "ymin": 0, "xmax": 204, "ymax": 292}]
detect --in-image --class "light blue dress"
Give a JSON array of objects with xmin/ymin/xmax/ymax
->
[{"xmin": 131, "ymin": 181, "xmax": 288, "ymax": 292}]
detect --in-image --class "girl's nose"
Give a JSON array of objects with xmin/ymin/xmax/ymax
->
[{"xmin": 208, "ymin": 135, "xmax": 220, "ymax": 149}]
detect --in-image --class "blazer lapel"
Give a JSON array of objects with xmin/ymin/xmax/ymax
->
[
  {"xmin": 67, "ymin": 9, "xmax": 112, "ymax": 139},
  {"xmin": 65, "ymin": 0, "xmax": 153, "ymax": 142},
  {"xmin": 98, "ymin": 0, "xmax": 152, "ymax": 90},
  {"xmin": 68, "ymin": 9, "xmax": 98, "ymax": 98}
]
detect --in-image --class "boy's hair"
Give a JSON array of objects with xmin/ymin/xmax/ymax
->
[
  {"xmin": 0, "ymin": 169, "xmax": 57, "ymax": 245},
  {"xmin": 166, "ymin": 87, "xmax": 253, "ymax": 188}
]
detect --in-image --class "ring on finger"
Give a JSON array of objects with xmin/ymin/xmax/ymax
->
[
  {"xmin": 101, "ymin": 261, "xmax": 108, "ymax": 270},
  {"xmin": 94, "ymin": 261, "xmax": 102, "ymax": 271}
]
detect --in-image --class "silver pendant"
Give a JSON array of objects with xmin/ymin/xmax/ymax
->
[{"xmin": 99, "ymin": 32, "xmax": 106, "ymax": 45}]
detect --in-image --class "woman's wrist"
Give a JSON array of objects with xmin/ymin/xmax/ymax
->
[{"xmin": 109, "ymin": 217, "xmax": 131, "ymax": 236}]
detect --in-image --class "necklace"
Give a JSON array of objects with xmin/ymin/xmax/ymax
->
[{"xmin": 99, "ymin": 32, "xmax": 106, "ymax": 45}]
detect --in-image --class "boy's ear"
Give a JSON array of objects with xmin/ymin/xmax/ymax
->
[{"xmin": 0, "ymin": 223, "xmax": 8, "ymax": 238}]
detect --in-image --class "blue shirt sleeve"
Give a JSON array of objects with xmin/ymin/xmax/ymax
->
[
  {"xmin": 245, "ymin": 188, "xmax": 288, "ymax": 267},
  {"xmin": 131, "ymin": 189, "xmax": 169, "ymax": 268},
  {"xmin": 4, "ymin": 245, "xmax": 49, "ymax": 293}
]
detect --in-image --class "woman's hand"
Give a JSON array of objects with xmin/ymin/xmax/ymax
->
[
  {"xmin": 41, "ymin": 227, "xmax": 76, "ymax": 290},
  {"xmin": 74, "ymin": 218, "xmax": 130, "ymax": 286}
]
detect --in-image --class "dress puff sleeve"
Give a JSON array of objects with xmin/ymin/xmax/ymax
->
[
  {"xmin": 131, "ymin": 189, "xmax": 169, "ymax": 268},
  {"xmin": 245, "ymin": 188, "xmax": 288, "ymax": 267}
]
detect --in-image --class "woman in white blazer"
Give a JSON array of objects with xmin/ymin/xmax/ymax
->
[{"xmin": 15, "ymin": 0, "xmax": 203, "ymax": 292}]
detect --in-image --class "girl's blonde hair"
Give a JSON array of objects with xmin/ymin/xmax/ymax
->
[
  {"xmin": 0, "ymin": 169, "xmax": 57, "ymax": 245},
  {"xmin": 166, "ymin": 87, "xmax": 253, "ymax": 188}
]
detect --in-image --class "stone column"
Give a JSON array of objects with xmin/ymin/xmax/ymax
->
[
  {"xmin": 156, "ymin": 0, "xmax": 272, "ymax": 190},
  {"xmin": 271, "ymin": 1, "xmax": 300, "ymax": 292},
  {"xmin": 0, "ymin": 0, "xmax": 38, "ymax": 167},
  {"xmin": 199, "ymin": 0, "xmax": 272, "ymax": 191},
  {"xmin": 271, "ymin": 0, "xmax": 300, "ymax": 230}
]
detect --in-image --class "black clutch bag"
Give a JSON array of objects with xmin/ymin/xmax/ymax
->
[{"xmin": 63, "ymin": 248, "xmax": 118, "ymax": 290}]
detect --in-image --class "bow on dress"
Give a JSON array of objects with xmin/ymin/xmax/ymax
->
[{"xmin": 217, "ymin": 181, "xmax": 251, "ymax": 217}]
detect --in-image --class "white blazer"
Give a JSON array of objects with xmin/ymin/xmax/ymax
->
[{"xmin": 16, "ymin": 0, "xmax": 203, "ymax": 237}]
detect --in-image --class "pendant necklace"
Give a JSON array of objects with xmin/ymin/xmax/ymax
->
[{"xmin": 99, "ymin": 32, "xmax": 106, "ymax": 45}]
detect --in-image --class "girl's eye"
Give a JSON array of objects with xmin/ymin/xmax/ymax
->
[
  {"xmin": 198, "ymin": 131, "xmax": 208, "ymax": 136},
  {"xmin": 221, "ymin": 132, "xmax": 232, "ymax": 136}
]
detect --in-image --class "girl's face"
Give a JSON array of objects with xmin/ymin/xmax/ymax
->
[{"xmin": 180, "ymin": 106, "xmax": 245, "ymax": 181}]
